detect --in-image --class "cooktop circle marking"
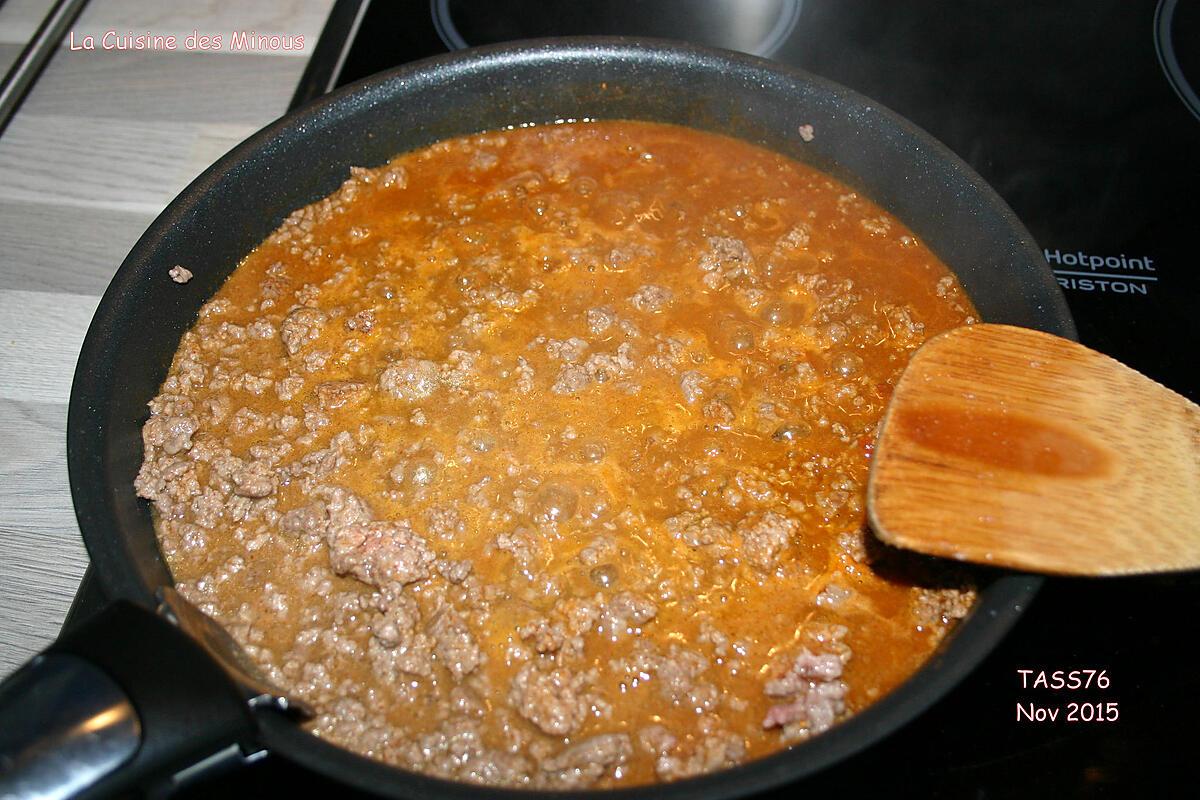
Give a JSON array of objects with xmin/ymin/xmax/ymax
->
[
  {"xmin": 430, "ymin": 0, "xmax": 802, "ymax": 59},
  {"xmin": 1154, "ymin": 0, "xmax": 1200, "ymax": 121}
]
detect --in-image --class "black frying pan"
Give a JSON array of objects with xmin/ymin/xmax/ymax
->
[{"xmin": 0, "ymin": 39, "xmax": 1073, "ymax": 799}]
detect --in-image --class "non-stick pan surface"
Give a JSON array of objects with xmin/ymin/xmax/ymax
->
[{"xmin": 66, "ymin": 39, "xmax": 1073, "ymax": 799}]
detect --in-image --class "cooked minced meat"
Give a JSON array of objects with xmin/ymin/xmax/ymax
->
[{"xmin": 137, "ymin": 120, "xmax": 977, "ymax": 788}]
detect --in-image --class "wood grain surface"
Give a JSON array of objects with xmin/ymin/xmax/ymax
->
[
  {"xmin": 0, "ymin": 0, "xmax": 332, "ymax": 677},
  {"xmin": 868, "ymin": 324, "xmax": 1200, "ymax": 575}
]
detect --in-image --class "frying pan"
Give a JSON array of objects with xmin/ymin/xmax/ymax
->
[{"xmin": 0, "ymin": 39, "xmax": 1074, "ymax": 799}]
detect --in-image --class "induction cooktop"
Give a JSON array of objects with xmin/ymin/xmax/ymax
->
[{"xmin": 69, "ymin": 2, "xmax": 1198, "ymax": 797}]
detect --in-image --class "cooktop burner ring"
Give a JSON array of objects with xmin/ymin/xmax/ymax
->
[
  {"xmin": 430, "ymin": 0, "xmax": 803, "ymax": 58},
  {"xmin": 1154, "ymin": 0, "xmax": 1200, "ymax": 121}
]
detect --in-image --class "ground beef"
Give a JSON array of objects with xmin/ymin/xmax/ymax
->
[
  {"xmin": 664, "ymin": 512, "xmax": 732, "ymax": 548},
  {"xmin": 509, "ymin": 663, "xmax": 593, "ymax": 736},
  {"xmin": 230, "ymin": 407, "xmax": 265, "ymax": 435},
  {"xmin": 440, "ymin": 349, "xmax": 479, "ymax": 392},
  {"xmin": 371, "ymin": 594, "xmax": 421, "ymax": 648},
  {"xmin": 435, "ymin": 558, "xmax": 473, "ymax": 584},
  {"xmin": 426, "ymin": 506, "xmax": 465, "ymax": 540},
  {"xmin": 815, "ymin": 583, "xmax": 852, "ymax": 608},
  {"xmin": 551, "ymin": 363, "xmax": 591, "ymax": 395},
  {"xmin": 601, "ymin": 592, "xmax": 658, "ymax": 634},
  {"xmin": 344, "ymin": 309, "xmax": 375, "ymax": 332},
  {"xmin": 280, "ymin": 307, "xmax": 327, "ymax": 355},
  {"xmin": 141, "ymin": 414, "xmax": 198, "ymax": 456},
  {"xmin": 545, "ymin": 337, "xmax": 589, "ymax": 362},
  {"xmin": 738, "ymin": 511, "xmax": 800, "ymax": 571},
  {"xmin": 327, "ymin": 520, "xmax": 435, "ymax": 588},
  {"xmin": 678, "ymin": 370, "xmax": 707, "ymax": 404},
  {"xmin": 316, "ymin": 380, "xmax": 369, "ymax": 410},
  {"xmin": 628, "ymin": 284, "xmax": 673, "ymax": 312},
  {"xmin": 133, "ymin": 456, "xmax": 197, "ymax": 513},
  {"xmin": 517, "ymin": 617, "xmax": 567, "ymax": 654},
  {"xmin": 586, "ymin": 305, "xmax": 617, "ymax": 335},
  {"xmin": 369, "ymin": 596, "xmax": 437, "ymax": 679},
  {"xmin": 702, "ymin": 398, "xmax": 736, "ymax": 423},
  {"xmin": 430, "ymin": 606, "xmax": 484, "ymax": 680},
  {"xmin": 653, "ymin": 730, "xmax": 746, "ymax": 781},
  {"xmin": 697, "ymin": 236, "xmax": 754, "ymax": 290},
  {"xmin": 582, "ymin": 343, "xmax": 635, "ymax": 384},
  {"xmin": 555, "ymin": 595, "xmax": 602, "ymax": 637},
  {"xmin": 637, "ymin": 724, "xmax": 677, "ymax": 756},
  {"xmin": 541, "ymin": 733, "xmax": 632, "ymax": 786},
  {"xmin": 493, "ymin": 528, "xmax": 541, "ymax": 568},
  {"xmin": 275, "ymin": 374, "xmax": 305, "ymax": 401},
  {"xmin": 321, "ymin": 484, "xmax": 371, "ymax": 529},
  {"xmin": 778, "ymin": 223, "xmax": 811, "ymax": 250},
  {"xmin": 276, "ymin": 504, "xmax": 324, "ymax": 538},
  {"xmin": 380, "ymin": 358, "xmax": 440, "ymax": 401},
  {"xmin": 612, "ymin": 642, "xmax": 713, "ymax": 707},
  {"xmin": 231, "ymin": 459, "xmax": 275, "ymax": 498},
  {"xmin": 309, "ymin": 698, "xmax": 394, "ymax": 758},
  {"xmin": 393, "ymin": 717, "xmax": 534, "ymax": 787},
  {"xmin": 762, "ymin": 649, "xmax": 848, "ymax": 737},
  {"xmin": 915, "ymin": 585, "xmax": 976, "ymax": 625},
  {"xmin": 245, "ymin": 319, "xmax": 276, "ymax": 341},
  {"xmin": 513, "ymin": 356, "xmax": 535, "ymax": 392}
]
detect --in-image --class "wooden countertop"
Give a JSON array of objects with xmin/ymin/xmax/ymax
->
[{"xmin": 0, "ymin": 0, "xmax": 334, "ymax": 676}]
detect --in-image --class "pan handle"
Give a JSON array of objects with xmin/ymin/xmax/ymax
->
[{"xmin": 0, "ymin": 600, "xmax": 264, "ymax": 799}]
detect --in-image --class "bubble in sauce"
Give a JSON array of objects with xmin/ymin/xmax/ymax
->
[
  {"xmin": 409, "ymin": 459, "xmax": 438, "ymax": 487},
  {"xmin": 760, "ymin": 302, "xmax": 796, "ymax": 326},
  {"xmin": 466, "ymin": 430, "xmax": 496, "ymax": 453},
  {"xmin": 579, "ymin": 442, "xmax": 607, "ymax": 463},
  {"xmin": 578, "ymin": 484, "xmax": 614, "ymax": 525},
  {"xmin": 590, "ymin": 564, "xmax": 619, "ymax": 588},
  {"xmin": 532, "ymin": 480, "xmax": 579, "ymax": 524},
  {"xmin": 729, "ymin": 328, "xmax": 755, "ymax": 353},
  {"xmin": 773, "ymin": 422, "xmax": 813, "ymax": 442},
  {"xmin": 823, "ymin": 321, "xmax": 850, "ymax": 345},
  {"xmin": 831, "ymin": 352, "xmax": 864, "ymax": 377}
]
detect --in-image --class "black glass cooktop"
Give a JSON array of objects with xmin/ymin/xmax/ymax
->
[{"xmin": 70, "ymin": 1, "xmax": 1197, "ymax": 797}]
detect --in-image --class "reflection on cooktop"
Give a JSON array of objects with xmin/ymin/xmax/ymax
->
[
  {"xmin": 431, "ymin": 0, "xmax": 801, "ymax": 57},
  {"xmin": 1155, "ymin": 0, "xmax": 1200, "ymax": 120}
]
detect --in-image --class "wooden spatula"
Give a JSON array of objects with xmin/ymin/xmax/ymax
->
[{"xmin": 867, "ymin": 323, "xmax": 1199, "ymax": 576}]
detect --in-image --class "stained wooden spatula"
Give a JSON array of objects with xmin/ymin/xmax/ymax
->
[{"xmin": 867, "ymin": 323, "xmax": 1200, "ymax": 576}]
